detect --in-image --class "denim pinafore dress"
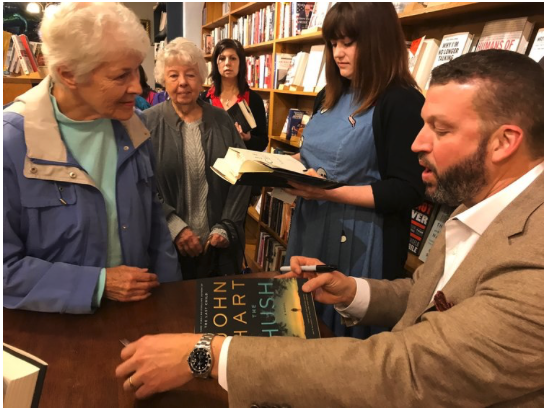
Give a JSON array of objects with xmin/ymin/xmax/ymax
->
[{"xmin": 285, "ymin": 92, "xmax": 384, "ymax": 339}]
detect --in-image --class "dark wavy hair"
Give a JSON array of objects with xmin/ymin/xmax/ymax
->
[
  {"xmin": 322, "ymin": 2, "xmax": 417, "ymax": 115},
  {"xmin": 210, "ymin": 38, "xmax": 248, "ymax": 97}
]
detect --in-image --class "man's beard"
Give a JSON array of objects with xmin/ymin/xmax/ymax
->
[{"xmin": 419, "ymin": 138, "xmax": 489, "ymax": 207}]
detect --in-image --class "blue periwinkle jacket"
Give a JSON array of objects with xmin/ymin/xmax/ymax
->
[{"xmin": 3, "ymin": 78, "xmax": 181, "ymax": 314}]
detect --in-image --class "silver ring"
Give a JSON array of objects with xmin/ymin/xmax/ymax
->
[{"xmin": 129, "ymin": 375, "xmax": 136, "ymax": 389}]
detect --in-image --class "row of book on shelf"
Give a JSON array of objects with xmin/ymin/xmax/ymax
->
[
  {"xmin": 409, "ymin": 200, "xmax": 456, "ymax": 263},
  {"xmin": 231, "ymin": 4, "xmax": 276, "ymax": 49},
  {"xmin": 408, "ymin": 17, "xmax": 544, "ymax": 91},
  {"xmin": 278, "ymin": 2, "xmax": 335, "ymax": 38},
  {"xmin": 3, "ymin": 32, "xmax": 44, "ymax": 76}
]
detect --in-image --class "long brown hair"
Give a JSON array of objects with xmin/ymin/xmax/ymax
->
[{"xmin": 322, "ymin": 3, "xmax": 417, "ymax": 115}]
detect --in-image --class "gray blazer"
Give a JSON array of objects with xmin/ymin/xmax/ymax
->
[
  {"xmin": 227, "ymin": 173, "xmax": 544, "ymax": 407},
  {"xmin": 143, "ymin": 100, "xmax": 250, "ymax": 277}
]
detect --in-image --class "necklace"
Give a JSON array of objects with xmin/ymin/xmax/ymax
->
[{"xmin": 221, "ymin": 97, "xmax": 232, "ymax": 108}]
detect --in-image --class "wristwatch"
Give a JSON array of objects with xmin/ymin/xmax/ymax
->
[{"xmin": 187, "ymin": 333, "xmax": 216, "ymax": 379}]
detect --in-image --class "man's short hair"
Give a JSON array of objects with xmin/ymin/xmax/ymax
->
[{"xmin": 430, "ymin": 50, "xmax": 544, "ymax": 159}]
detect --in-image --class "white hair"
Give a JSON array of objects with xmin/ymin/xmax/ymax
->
[
  {"xmin": 40, "ymin": 2, "xmax": 149, "ymax": 84},
  {"xmin": 154, "ymin": 37, "xmax": 207, "ymax": 86}
]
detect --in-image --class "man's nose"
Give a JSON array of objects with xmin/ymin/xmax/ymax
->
[{"xmin": 411, "ymin": 126, "xmax": 432, "ymax": 154}]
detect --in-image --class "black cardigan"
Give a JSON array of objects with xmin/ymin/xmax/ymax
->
[
  {"xmin": 313, "ymin": 86, "xmax": 425, "ymax": 279},
  {"xmin": 200, "ymin": 88, "xmax": 268, "ymax": 152}
]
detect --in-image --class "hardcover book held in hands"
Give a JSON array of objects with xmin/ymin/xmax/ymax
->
[
  {"xmin": 195, "ymin": 277, "xmax": 320, "ymax": 338},
  {"xmin": 211, "ymin": 147, "xmax": 344, "ymax": 189},
  {"xmin": 3, "ymin": 343, "xmax": 48, "ymax": 408},
  {"xmin": 227, "ymin": 99, "xmax": 256, "ymax": 134}
]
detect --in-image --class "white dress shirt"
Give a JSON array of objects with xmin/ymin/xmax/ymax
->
[{"xmin": 217, "ymin": 163, "xmax": 544, "ymax": 391}]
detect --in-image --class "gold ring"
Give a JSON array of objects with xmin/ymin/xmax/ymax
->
[{"xmin": 129, "ymin": 375, "xmax": 135, "ymax": 389}]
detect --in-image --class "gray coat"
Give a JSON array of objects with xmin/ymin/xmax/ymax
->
[{"xmin": 143, "ymin": 99, "xmax": 250, "ymax": 277}]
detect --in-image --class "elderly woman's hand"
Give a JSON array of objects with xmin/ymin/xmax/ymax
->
[
  {"xmin": 209, "ymin": 233, "xmax": 229, "ymax": 248},
  {"xmin": 234, "ymin": 122, "xmax": 251, "ymax": 141},
  {"xmin": 105, "ymin": 266, "xmax": 160, "ymax": 302},
  {"xmin": 175, "ymin": 228, "xmax": 203, "ymax": 257}
]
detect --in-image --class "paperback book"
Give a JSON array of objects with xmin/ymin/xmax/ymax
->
[{"xmin": 195, "ymin": 277, "xmax": 320, "ymax": 338}]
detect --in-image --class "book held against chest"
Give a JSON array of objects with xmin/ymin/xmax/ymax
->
[{"xmin": 195, "ymin": 277, "xmax": 320, "ymax": 339}]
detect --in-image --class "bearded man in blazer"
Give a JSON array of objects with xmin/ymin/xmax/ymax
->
[{"xmin": 117, "ymin": 50, "xmax": 544, "ymax": 407}]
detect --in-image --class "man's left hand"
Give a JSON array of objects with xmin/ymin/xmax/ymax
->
[{"xmin": 115, "ymin": 334, "xmax": 200, "ymax": 399}]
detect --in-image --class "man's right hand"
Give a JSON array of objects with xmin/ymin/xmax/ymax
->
[
  {"xmin": 175, "ymin": 228, "xmax": 203, "ymax": 257},
  {"xmin": 280, "ymin": 256, "xmax": 357, "ymax": 308},
  {"xmin": 105, "ymin": 266, "xmax": 160, "ymax": 302}
]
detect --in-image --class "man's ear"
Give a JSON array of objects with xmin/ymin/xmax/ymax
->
[
  {"xmin": 55, "ymin": 65, "xmax": 78, "ymax": 89},
  {"xmin": 489, "ymin": 125, "xmax": 525, "ymax": 164}
]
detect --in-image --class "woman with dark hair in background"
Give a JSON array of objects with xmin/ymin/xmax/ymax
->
[
  {"xmin": 200, "ymin": 39, "xmax": 268, "ymax": 152},
  {"xmin": 283, "ymin": 2, "xmax": 425, "ymax": 339},
  {"xmin": 135, "ymin": 65, "xmax": 157, "ymax": 110}
]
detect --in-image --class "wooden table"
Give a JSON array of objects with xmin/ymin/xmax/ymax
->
[{"xmin": 3, "ymin": 273, "xmax": 331, "ymax": 407}]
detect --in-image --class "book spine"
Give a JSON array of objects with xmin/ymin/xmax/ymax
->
[
  {"xmin": 11, "ymin": 35, "xmax": 32, "ymax": 75},
  {"xmin": 20, "ymin": 35, "xmax": 38, "ymax": 72},
  {"xmin": 408, "ymin": 200, "xmax": 437, "ymax": 255}
]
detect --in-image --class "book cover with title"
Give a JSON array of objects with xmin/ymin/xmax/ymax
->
[{"xmin": 195, "ymin": 277, "xmax": 320, "ymax": 339}]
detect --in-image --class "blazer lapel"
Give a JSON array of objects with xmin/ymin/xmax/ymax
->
[{"xmin": 423, "ymin": 173, "xmax": 544, "ymax": 312}]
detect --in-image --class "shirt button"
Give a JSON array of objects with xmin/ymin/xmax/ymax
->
[
  {"xmin": 123, "ymin": 146, "xmax": 130, "ymax": 151},
  {"xmin": 69, "ymin": 172, "xmax": 77, "ymax": 179},
  {"xmin": 30, "ymin": 167, "xmax": 37, "ymax": 174},
  {"xmin": 122, "ymin": 225, "xmax": 127, "ymax": 230}
]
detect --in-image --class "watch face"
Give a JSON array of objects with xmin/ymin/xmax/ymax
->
[{"xmin": 188, "ymin": 347, "xmax": 211, "ymax": 374}]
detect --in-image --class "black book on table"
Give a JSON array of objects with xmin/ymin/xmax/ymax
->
[
  {"xmin": 3, "ymin": 343, "xmax": 48, "ymax": 408},
  {"xmin": 227, "ymin": 100, "xmax": 256, "ymax": 134}
]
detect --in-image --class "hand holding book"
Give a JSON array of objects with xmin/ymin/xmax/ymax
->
[{"xmin": 283, "ymin": 168, "xmax": 336, "ymax": 201}]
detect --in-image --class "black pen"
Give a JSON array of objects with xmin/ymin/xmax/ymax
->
[{"xmin": 279, "ymin": 264, "xmax": 338, "ymax": 273}]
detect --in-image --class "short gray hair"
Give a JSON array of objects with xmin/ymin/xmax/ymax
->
[
  {"xmin": 40, "ymin": 2, "xmax": 149, "ymax": 84},
  {"xmin": 154, "ymin": 37, "xmax": 208, "ymax": 86}
]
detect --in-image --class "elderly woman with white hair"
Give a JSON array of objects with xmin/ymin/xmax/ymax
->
[
  {"xmin": 3, "ymin": 2, "xmax": 181, "ymax": 314},
  {"xmin": 143, "ymin": 38, "xmax": 250, "ymax": 279}
]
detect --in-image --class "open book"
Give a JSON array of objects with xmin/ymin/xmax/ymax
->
[
  {"xmin": 227, "ymin": 100, "xmax": 256, "ymax": 134},
  {"xmin": 212, "ymin": 148, "xmax": 344, "ymax": 189},
  {"xmin": 3, "ymin": 343, "xmax": 48, "ymax": 408}
]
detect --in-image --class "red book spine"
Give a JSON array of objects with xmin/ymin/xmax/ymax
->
[{"xmin": 19, "ymin": 35, "xmax": 38, "ymax": 72}]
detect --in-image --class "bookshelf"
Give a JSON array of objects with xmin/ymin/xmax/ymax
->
[
  {"xmin": 202, "ymin": 2, "xmax": 544, "ymax": 274},
  {"xmin": 3, "ymin": 68, "xmax": 47, "ymax": 105}
]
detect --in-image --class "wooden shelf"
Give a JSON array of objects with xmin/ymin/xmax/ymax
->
[
  {"xmin": 259, "ymin": 222, "xmax": 288, "ymax": 248},
  {"xmin": 247, "ymin": 206, "xmax": 260, "ymax": 223},
  {"xmin": 244, "ymin": 40, "xmax": 275, "ymax": 53},
  {"xmin": 231, "ymin": 2, "xmax": 274, "ymax": 17},
  {"xmin": 274, "ymin": 89, "xmax": 318, "ymax": 97},
  {"xmin": 398, "ymin": 2, "xmax": 531, "ymax": 25},
  {"xmin": 275, "ymin": 31, "xmax": 324, "ymax": 45},
  {"xmin": 250, "ymin": 87, "xmax": 273, "ymax": 93},
  {"xmin": 202, "ymin": 14, "xmax": 229, "ymax": 30},
  {"xmin": 270, "ymin": 135, "xmax": 302, "ymax": 148}
]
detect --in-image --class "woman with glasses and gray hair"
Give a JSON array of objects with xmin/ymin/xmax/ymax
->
[
  {"xmin": 143, "ymin": 38, "xmax": 250, "ymax": 279},
  {"xmin": 3, "ymin": 2, "xmax": 181, "ymax": 314}
]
